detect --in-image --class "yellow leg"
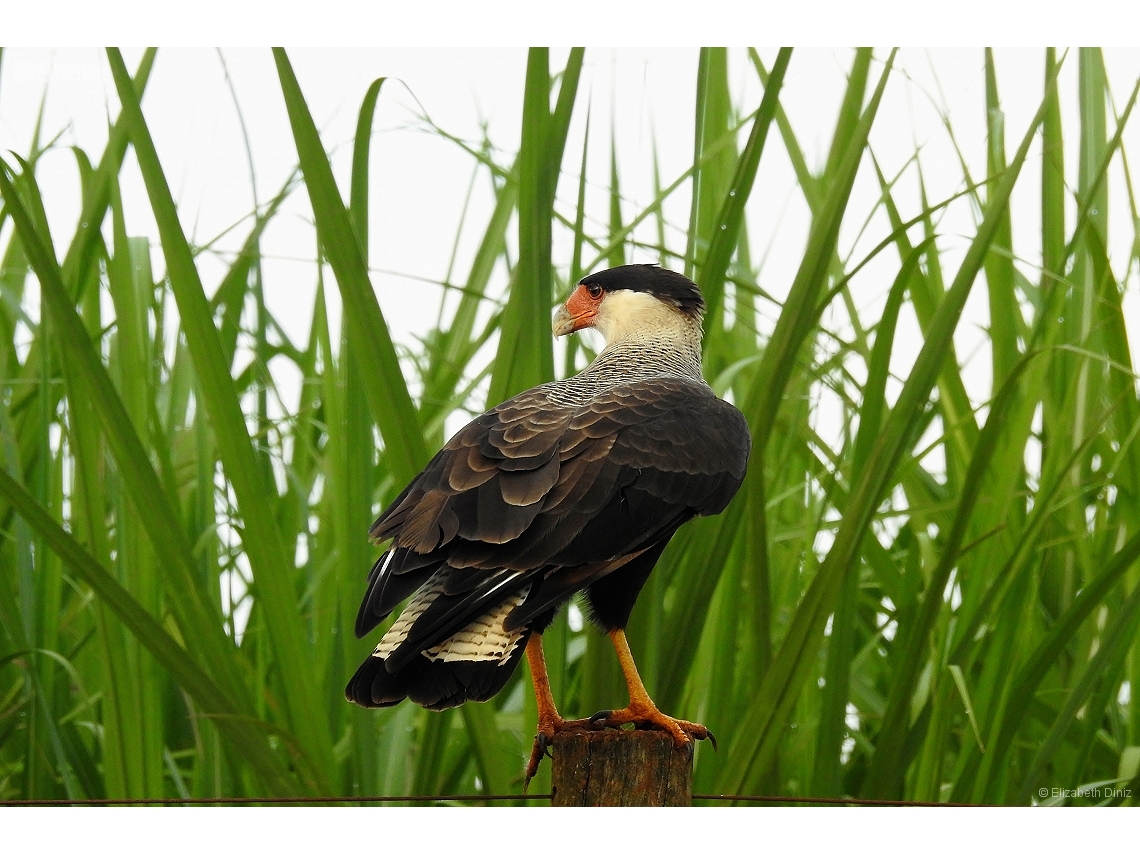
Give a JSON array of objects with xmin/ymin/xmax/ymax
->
[
  {"xmin": 601, "ymin": 628, "xmax": 715, "ymax": 749},
  {"xmin": 524, "ymin": 634, "xmax": 571, "ymax": 786},
  {"xmin": 527, "ymin": 635, "xmax": 564, "ymax": 730}
]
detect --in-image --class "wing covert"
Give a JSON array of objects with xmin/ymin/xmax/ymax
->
[{"xmin": 356, "ymin": 376, "xmax": 749, "ymax": 638}]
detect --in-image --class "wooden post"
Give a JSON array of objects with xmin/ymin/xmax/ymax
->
[{"xmin": 550, "ymin": 729, "xmax": 692, "ymax": 806}]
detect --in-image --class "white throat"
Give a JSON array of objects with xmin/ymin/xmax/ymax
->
[{"xmin": 589, "ymin": 290, "xmax": 705, "ymax": 381}]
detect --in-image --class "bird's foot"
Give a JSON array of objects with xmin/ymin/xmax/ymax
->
[
  {"xmin": 524, "ymin": 714, "xmax": 606, "ymax": 790},
  {"xmin": 588, "ymin": 704, "xmax": 717, "ymax": 756}
]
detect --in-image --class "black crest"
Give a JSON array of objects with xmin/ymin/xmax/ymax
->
[{"xmin": 580, "ymin": 264, "xmax": 705, "ymax": 319}]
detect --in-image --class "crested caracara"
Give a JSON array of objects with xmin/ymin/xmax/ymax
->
[{"xmin": 347, "ymin": 264, "xmax": 751, "ymax": 782}]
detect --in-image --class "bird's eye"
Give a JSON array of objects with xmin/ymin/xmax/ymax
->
[{"xmin": 585, "ymin": 283, "xmax": 603, "ymax": 299}]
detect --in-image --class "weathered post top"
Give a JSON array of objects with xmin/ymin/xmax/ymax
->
[{"xmin": 550, "ymin": 729, "xmax": 693, "ymax": 806}]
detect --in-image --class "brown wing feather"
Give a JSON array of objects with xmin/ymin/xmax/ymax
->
[{"xmin": 354, "ymin": 377, "xmax": 749, "ymax": 643}]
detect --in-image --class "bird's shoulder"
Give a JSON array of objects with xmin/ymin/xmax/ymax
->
[
  {"xmin": 448, "ymin": 374, "xmax": 747, "ymax": 466},
  {"xmin": 369, "ymin": 372, "xmax": 749, "ymax": 547}
]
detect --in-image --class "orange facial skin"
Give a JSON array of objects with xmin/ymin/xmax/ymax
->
[{"xmin": 552, "ymin": 282, "xmax": 604, "ymax": 336}]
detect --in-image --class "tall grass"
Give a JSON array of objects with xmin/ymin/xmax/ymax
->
[{"xmin": 1, "ymin": 47, "xmax": 1138, "ymax": 805}]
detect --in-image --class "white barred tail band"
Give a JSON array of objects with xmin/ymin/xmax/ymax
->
[
  {"xmin": 424, "ymin": 585, "xmax": 530, "ymax": 664},
  {"xmin": 372, "ymin": 569, "xmax": 530, "ymax": 666}
]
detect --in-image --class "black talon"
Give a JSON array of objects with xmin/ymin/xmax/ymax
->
[
  {"xmin": 524, "ymin": 732, "xmax": 552, "ymax": 793},
  {"xmin": 706, "ymin": 729, "xmax": 718, "ymax": 751},
  {"xmin": 588, "ymin": 710, "xmax": 612, "ymax": 727},
  {"xmin": 523, "ymin": 761, "xmax": 535, "ymax": 794}
]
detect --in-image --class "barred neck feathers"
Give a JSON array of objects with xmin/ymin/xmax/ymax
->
[{"xmin": 586, "ymin": 289, "xmax": 705, "ymax": 383}]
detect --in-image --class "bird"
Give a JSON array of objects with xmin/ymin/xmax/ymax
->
[{"xmin": 346, "ymin": 264, "xmax": 751, "ymax": 783}]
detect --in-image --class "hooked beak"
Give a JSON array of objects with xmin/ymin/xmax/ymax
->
[
  {"xmin": 552, "ymin": 305, "xmax": 576, "ymax": 337},
  {"xmin": 552, "ymin": 284, "xmax": 600, "ymax": 337}
]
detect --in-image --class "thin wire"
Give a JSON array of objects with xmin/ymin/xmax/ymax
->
[
  {"xmin": 0, "ymin": 793, "xmax": 551, "ymax": 807},
  {"xmin": 0, "ymin": 792, "xmax": 981, "ymax": 807},
  {"xmin": 693, "ymin": 794, "xmax": 981, "ymax": 807}
]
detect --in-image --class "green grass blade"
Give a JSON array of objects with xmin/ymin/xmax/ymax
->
[
  {"xmin": 742, "ymin": 48, "xmax": 881, "ymax": 458},
  {"xmin": 862, "ymin": 347, "xmax": 1046, "ymax": 798},
  {"xmin": 350, "ymin": 77, "xmax": 387, "ymax": 253},
  {"xmin": 212, "ymin": 176, "xmax": 296, "ymax": 367},
  {"xmin": 272, "ymin": 47, "xmax": 428, "ymax": 486},
  {"xmin": 1015, "ymin": 572, "xmax": 1140, "ymax": 802},
  {"xmin": 1041, "ymin": 48, "xmax": 1066, "ymax": 292},
  {"xmin": 0, "ymin": 466, "xmax": 301, "ymax": 796},
  {"xmin": 983, "ymin": 49, "xmax": 1020, "ymax": 394},
  {"xmin": 331, "ymin": 76, "xmax": 389, "ymax": 796},
  {"xmin": 871, "ymin": 157, "xmax": 979, "ymax": 483},
  {"xmin": 685, "ymin": 47, "xmax": 730, "ymax": 281},
  {"xmin": 971, "ymin": 508, "xmax": 1140, "ymax": 790},
  {"xmin": 607, "ymin": 135, "xmax": 626, "ymax": 269},
  {"xmin": 812, "ymin": 239, "xmax": 928, "ymax": 796},
  {"xmin": 421, "ymin": 159, "xmax": 518, "ymax": 430},
  {"xmin": 697, "ymin": 48, "xmax": 790, "ymax": 334},
  {"xmin": 489, "ymin": 48, "xmax": 583, "ymax": 404},
  {"xmin": 658, "ymin": 50, "xmax": 892, "ymax": 718},
  {"xmin": 106, "ymin": 48, "xmax": 334, "ymax": 787},
  {"xmin": 0, "ymin": 159, "xmax": 253, "ymax": 708},
  {"xmin": 719, "ymin": 52, "xmax": 1051, "ymax": 796}
]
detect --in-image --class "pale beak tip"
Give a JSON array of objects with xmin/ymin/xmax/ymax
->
[{"xmin": 552, "ymin": 305, "xmax": 574, "ymax": 337}]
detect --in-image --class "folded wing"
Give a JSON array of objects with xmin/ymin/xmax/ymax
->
[{"xmin": 347, "ymin": 376, "xmax": 750, "ymax": 710}]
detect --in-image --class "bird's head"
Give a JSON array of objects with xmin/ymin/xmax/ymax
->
[{"xmin": 552, "ymin": 265, "xmax": 705, "ymax": 345}]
